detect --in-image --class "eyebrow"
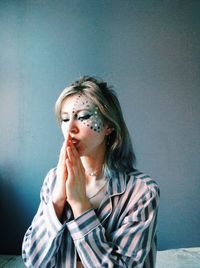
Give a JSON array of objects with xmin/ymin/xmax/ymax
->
[{"xmin": 61, "ymin": 108, "xmax": 92, "ymax": 115}]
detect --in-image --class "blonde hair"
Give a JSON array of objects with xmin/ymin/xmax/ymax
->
[{"xmin": 55, "ymin": 76, "xmax": 136, "ymax": 175}]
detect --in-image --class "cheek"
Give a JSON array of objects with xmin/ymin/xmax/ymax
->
[
  {"xmin": 81, "ymin": 115, "xmax": 104, "ymax": 133},
  {"xmin": 83, "ymin": 126, "xmax": 107, "ymax": 145},
  {"xmin": 61, "ymin": 123, "xmax": 67, "ymax": 138},
  {"xmin": 81, "ymin": 119, "xmax": 107, "ymax": 143}
]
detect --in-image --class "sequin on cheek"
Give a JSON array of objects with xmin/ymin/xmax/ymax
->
[{"xmin": 72, "ymin": 95, "xmax": 104, "ymax": 133}]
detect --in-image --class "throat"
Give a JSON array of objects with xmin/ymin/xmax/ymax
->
[{"xmin": 86, "ymin": 177, "xmax": 108, "ymax": 209}]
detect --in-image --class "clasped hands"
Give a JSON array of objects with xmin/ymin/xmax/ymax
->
[{"xmin": 52, "ymin": 135, "xmax": 91, "ymax": 219}]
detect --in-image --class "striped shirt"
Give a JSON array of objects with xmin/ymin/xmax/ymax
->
[{"xmin": 22, "ymin": 168, "xmax": 159, "ymax": 268}]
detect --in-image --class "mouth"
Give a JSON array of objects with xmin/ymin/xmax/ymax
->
[{"xmin": 71, "ymin": 138, "xmax": 79, "ymax": 147}]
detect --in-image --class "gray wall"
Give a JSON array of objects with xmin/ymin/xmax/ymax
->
[{"xmin": 0, "ymin": 0, "xmax": 199, "ymax": 254}]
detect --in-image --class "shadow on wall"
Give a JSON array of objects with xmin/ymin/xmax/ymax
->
[{"xmin": 0, "ymin": 166, "xmax": 29, "ymax": 255}]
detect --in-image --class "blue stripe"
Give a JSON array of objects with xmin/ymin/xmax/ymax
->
[
  {"xmin": 29, "ymin": 227, "xmax": 46, "ymax": 256},
  {"xmin": 69, "ymin": 213, "xmax": 97, "ymax": 235},
  {"xmin": 78, "ymin": 242, "xmax": 94, "ymax": 267},
  {"xmin": 39, "ymin": 232, "xmax": 62, "ymax": 267},
  {"xmin": 32, "ymin": 241, "xmax": 47, "ymax": 266}
]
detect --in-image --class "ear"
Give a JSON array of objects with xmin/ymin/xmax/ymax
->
[{"xmin": 105, "ymin": 126, "xmax": 114, "ymax": 136}]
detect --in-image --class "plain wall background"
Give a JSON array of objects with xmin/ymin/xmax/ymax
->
[{"xmin": 0, "ymin": 0, "xmax": 199, "ymax": 254}]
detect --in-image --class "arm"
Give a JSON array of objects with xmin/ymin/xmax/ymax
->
[
  {"xmin": 22, "ymin": 169, "xmax": 72, "ymax": 268},
  {"xmin": 67, "ymin": 178, "xmax": 159, "ymax": 268},
  {"xmin": 22, "ymin": 136, "xmax": 90, "ymax": 267}
]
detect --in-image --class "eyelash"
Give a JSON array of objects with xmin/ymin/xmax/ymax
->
[
  {"xmin": 61, "ymin": 114, "xmax": 91, "ymax": 122},
  {"xmin": 78, "ymin": 114, "xmax": 91, "ymax": 121},
  {"xmin": 62, "ymin": 118, "xmax": 69, "ymax": 122}
]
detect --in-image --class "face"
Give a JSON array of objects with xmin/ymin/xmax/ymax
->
[{"xmin": 60, "ymin": 93, "xmax": 111, "ymax": 157}]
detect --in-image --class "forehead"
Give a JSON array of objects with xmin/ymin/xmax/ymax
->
[{"xmin": 61, "ymin": 94, "xmax": 95, "ymax": 112}]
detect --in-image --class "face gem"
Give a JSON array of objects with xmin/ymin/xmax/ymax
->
[{"xmin": 72, "ymin": 94, "xmax": 104, "ymax": 132}]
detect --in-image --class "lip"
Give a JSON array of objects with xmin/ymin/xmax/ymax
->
[{"xmin": 71, "ymin": 138, "xmax": 80, "ymax": 146}]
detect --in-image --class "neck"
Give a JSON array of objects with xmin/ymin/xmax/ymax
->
[
  {"xmin": 81, "ymin": 155, "xmax": 105, "ymax": 182},
  {"xmin": 80, "ymin": 140, "xmax": 107, "ymax": 182}
]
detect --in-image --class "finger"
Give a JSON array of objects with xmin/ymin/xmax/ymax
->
[
  {"xmin": 65, "ymin": 135, "xmax": 74, "ymax": 159},
  {"xmin": 66, "ymin": 145, "xmax": 82, "ymax": 179},
  {"xmin": 70, "ymin": 142, "xmax": 79, "ymax": 158},
  {"xmin": 71, "ymin": 152, "xmax": 85, "ymax": 182},
  {"xmin": 66, "ymin": 144, "xmax": 74, "ymax": 164},
  {"xmin": 66, "ymin": 141, "xmax": 86, "ymax": 180},
  {"xmin": 67, "ymin": 134, "xmax": 72, "ymax": 146},
  {"xmin": 66, "ymin": 158, "xmax": 71, "ymax": 173},
  {"xmin": 68, "ymin": 143, "xmax": 81, "ymax": 172},
  {"xmin": 58, "ymin": 144, "xmax": 67, "ymax": 167},
  {"xmin": 69, "ymin": 140, "xmax": 83, "ymax": 169},
  {"xmin": 71, "ymin": 144, "xmax": 84, "ymax": 171},
  {"xmin": 59, "ymin": 137, "xmax": 68, "ymax": 157},
  {"xmin": 66, "ymin": 158, "xmax": 74, "ymax": 183},
  {"xmin": 69, "ymin": 142, "xmax": 85, "ymax": 173}
]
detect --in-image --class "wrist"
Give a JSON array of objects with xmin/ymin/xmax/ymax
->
[
  {"xmin": 52, "ymin": 196, "xmax": 66, "ymax": 219},
  {"xmin": 70, "ymin": 199, "xmax": 92, "ymax": 218},
  {"xmin": 52, "ymin": 194, "xmax": 66, "ymax": 205}
]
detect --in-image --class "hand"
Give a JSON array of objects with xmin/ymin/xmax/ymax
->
[
  {"xmin": 66, "ymin": 139, "xmax": 91, "ymax": 218},
  {"xmin": 52, "ymin": 137, "xmax": 68, "ymax": 218}
]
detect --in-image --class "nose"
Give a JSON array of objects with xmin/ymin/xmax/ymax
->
[
  {"xmin": 61, "ymin": 117, "xmax": 79, "ymax": 139},
  {"xmin": 66, "ymin": 119, "xmax": 79, "ymax": 135}
]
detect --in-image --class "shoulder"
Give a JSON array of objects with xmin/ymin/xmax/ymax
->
[
  {"xmin": 108, "ymin": 170, "xmax": 160, "ymax": 216},
  {"xmin": 108, "ymin": 170, "xmax": 159, "ymax": 199},
  {"xmin": 130, "ymin": 170, "xmax": 159, "ymax": 191},
  {"xmin": 125, "ymin": 170, "xmax": 160, "ymax": 200}
]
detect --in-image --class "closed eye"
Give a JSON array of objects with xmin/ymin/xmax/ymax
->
[
  {"xmin": 78, "ymin": 114, "xmax": 91, "ymax": 121},
  {"xmin": 61, "ymin": 118, "xmax": 69, "ymax": 122}
]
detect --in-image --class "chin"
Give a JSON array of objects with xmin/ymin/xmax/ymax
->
[
  {"xmin": 75, "ymin": 146, "xmax": 84, "ymax": 156},
  {"xmin": 78, "ymin": 148, "xmax": 91, "ymax": 157}
]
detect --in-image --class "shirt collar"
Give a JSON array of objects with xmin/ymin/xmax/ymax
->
[{"xmin": 107, "ymin": 171, "xmax": 127, "ymax": 196}]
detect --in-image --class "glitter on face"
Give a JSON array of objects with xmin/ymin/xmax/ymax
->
[{"xmin": 72, "ymin": 94, "xmax": 104, "ymax": 133}]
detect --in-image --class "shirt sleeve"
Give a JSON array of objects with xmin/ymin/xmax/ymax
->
[
  {"xmin": 67, "ymin": 177, "xmax": 159, "ymax": 268},
  {"xmin": 22, "ymin": 169, "xmax": 71, "ymax": 268}
]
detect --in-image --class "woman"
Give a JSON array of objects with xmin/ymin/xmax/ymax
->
[{"xmin": 22, "ymin": 76, "xmax": 159, "ymax": 268}]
